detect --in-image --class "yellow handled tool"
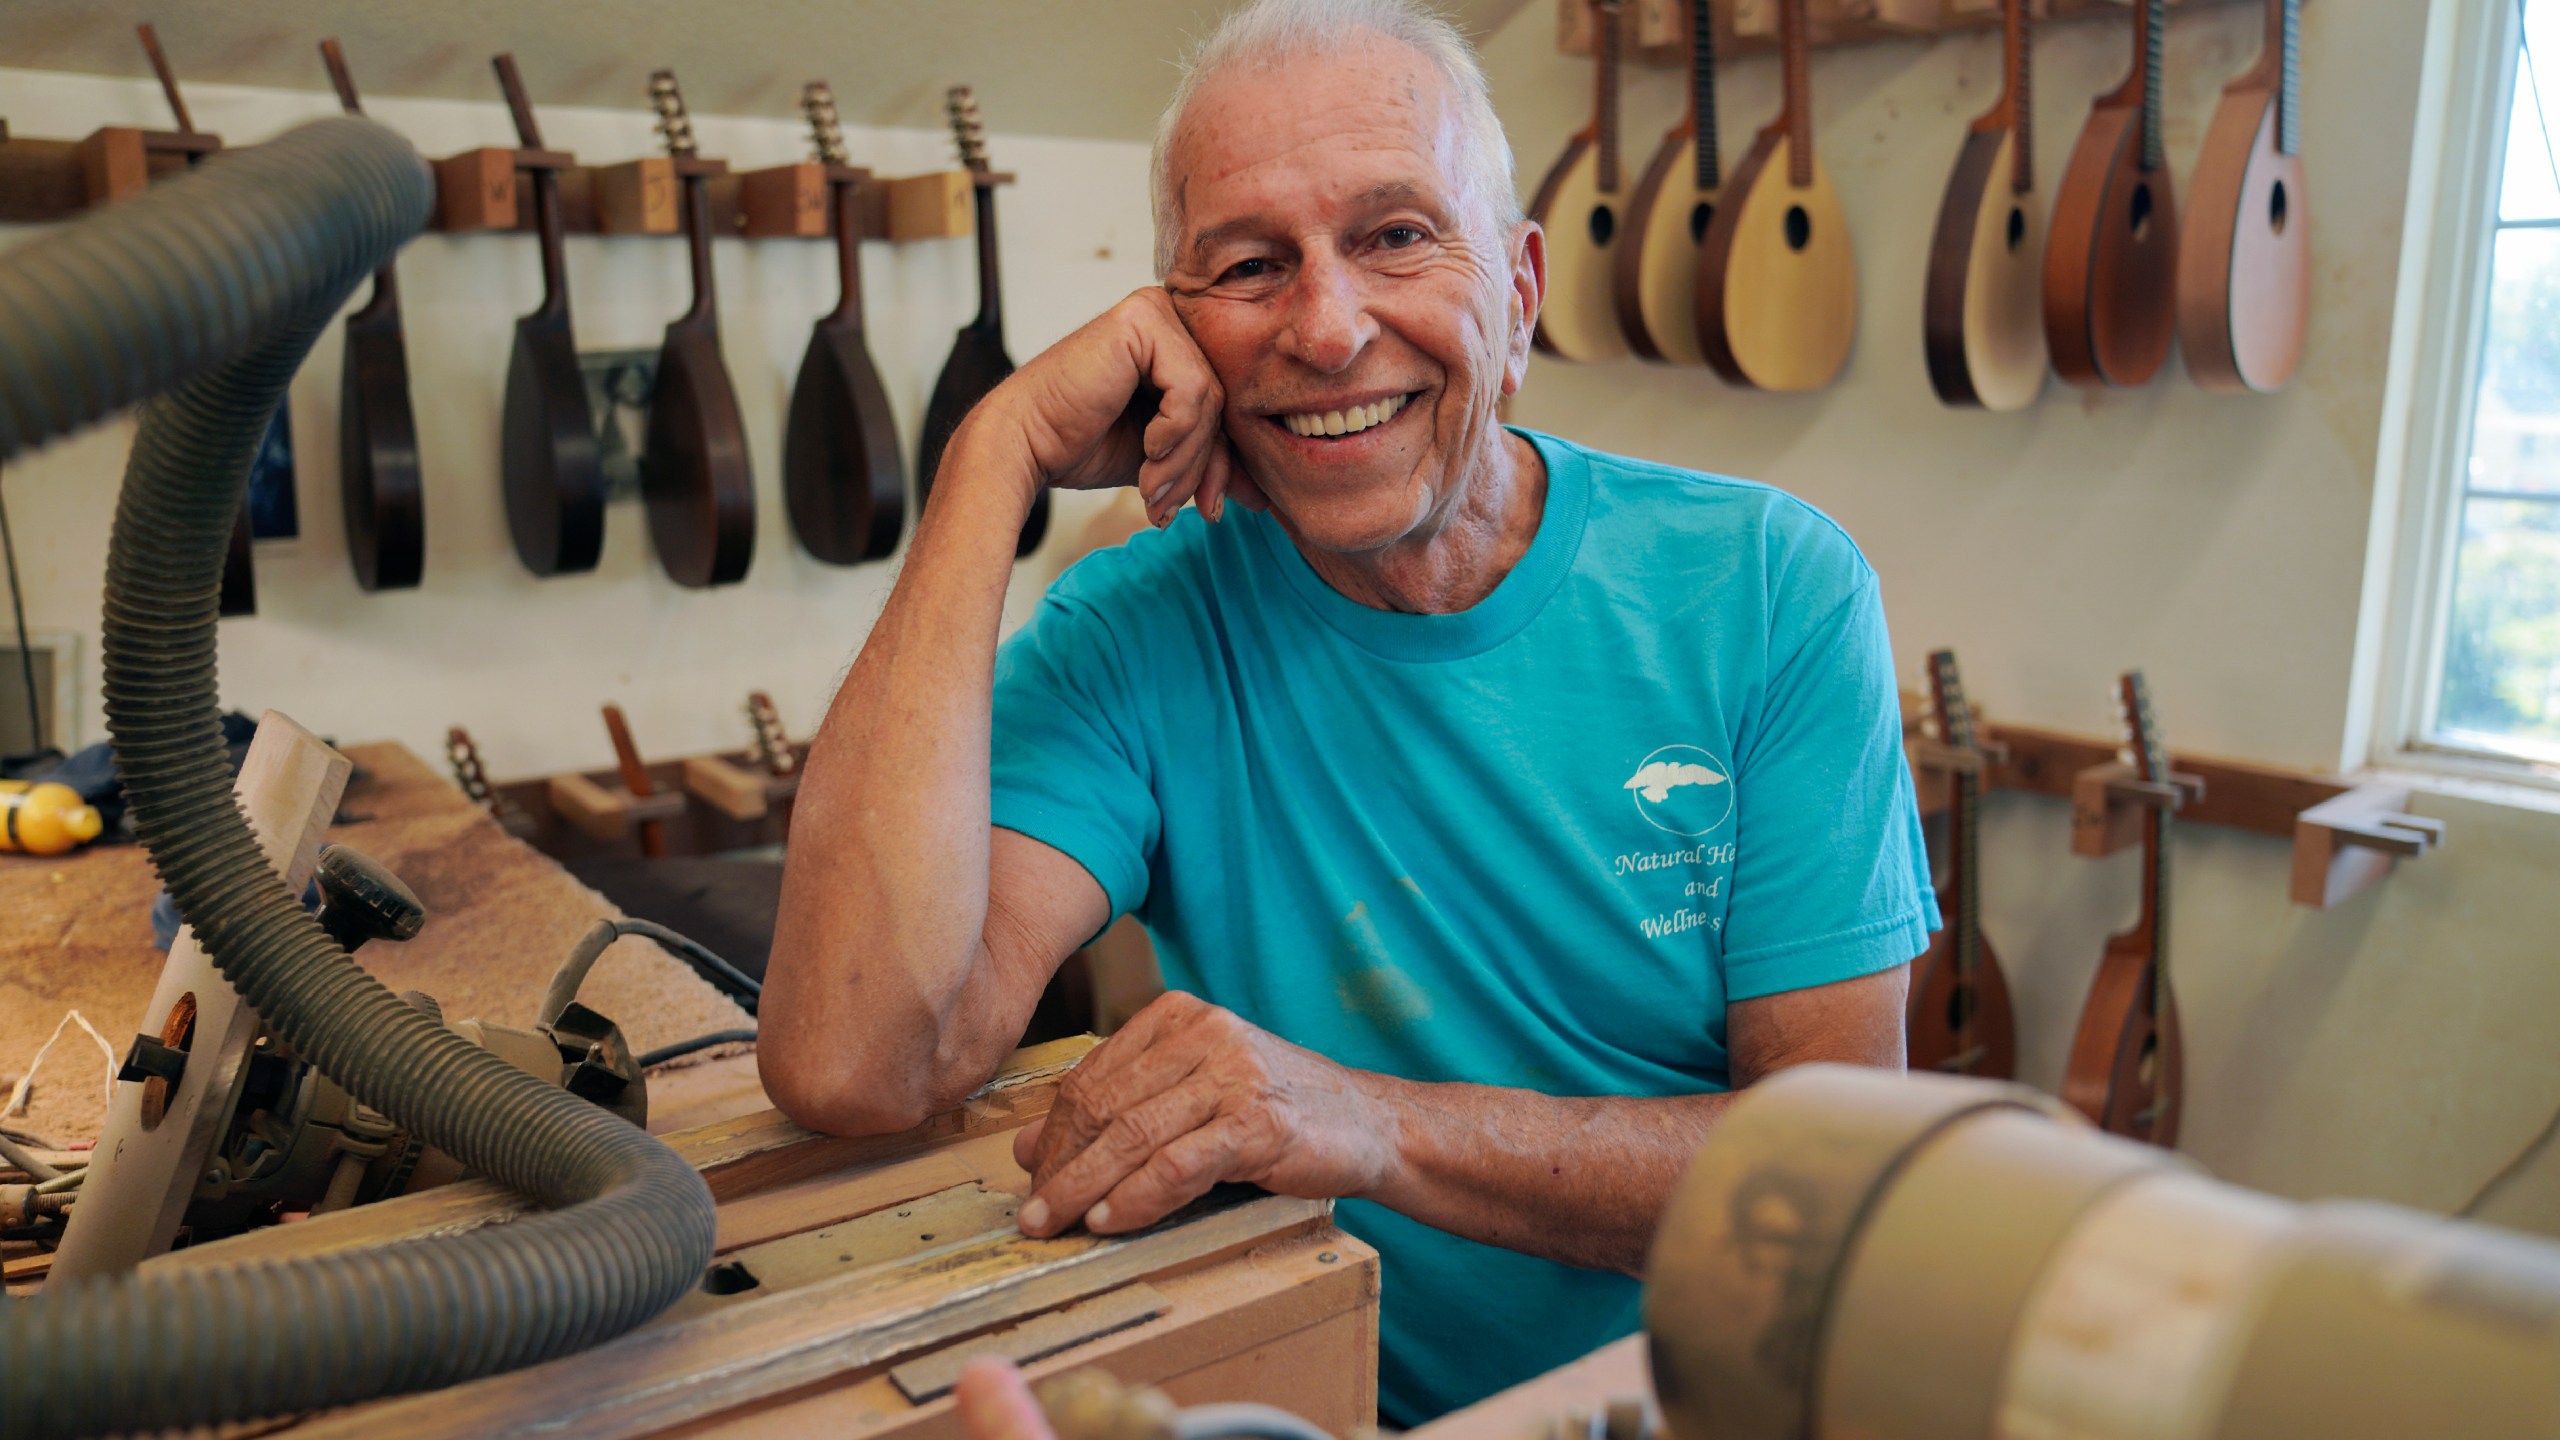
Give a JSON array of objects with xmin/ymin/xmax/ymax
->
[{"xmin": 1, "ymin": 779, "xmax": 103, "ymax": 855}]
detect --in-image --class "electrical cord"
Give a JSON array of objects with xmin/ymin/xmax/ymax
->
[
  {"xmin": 639, "ymin": 1029, "xmax": 758, "ymax": 1069},
  {"xmin": 2457, "ymin": 1095, "xmax": 2560, "ymax": 1217},
  {"xmin": 541, "ymin": 916, "xmax": 762, "ymax": 1027}
]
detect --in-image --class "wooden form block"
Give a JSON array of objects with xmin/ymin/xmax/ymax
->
[
  {"xmin": 681, "ymin": 753, "xmax": 799, "ymax": 822},
  {"xmin": 592, "ymin": 156, "xmax": 681, "ymax": 235},
  {"xmin": 736, "ymin": 160, "xmax": 858, "ymax": 238},
  {"xmin": 428, "ymin": 146, "xmax": 575, "ymax": 232},
  {"xmin": 75, "ymin": 126, "xmax": 149, "ymax": 205},
  {"xmin": 886, "ymin": 169, "xmax": 978, "ymax": 241},
  {"xmin": 2290, "ymin": 782, "xmax": 2446, "ymax": 909},
  {"xmin": 545, "ymin": 770, "xmax": 688, "ymax": 844}
]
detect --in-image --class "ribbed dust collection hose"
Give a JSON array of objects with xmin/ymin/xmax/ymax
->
[{"xmin": 0, "ymin": 119, "xmax": 717, "ymax": 1439}]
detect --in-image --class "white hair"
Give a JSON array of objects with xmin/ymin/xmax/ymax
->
[{"xmin": 1149, "ymin": 0, "xmax": 1521, "ymax": 277}]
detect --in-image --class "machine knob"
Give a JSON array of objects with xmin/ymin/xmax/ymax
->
[{"xmin": 313, "ymin": 843, "xmax": 426, "ymax": 951}]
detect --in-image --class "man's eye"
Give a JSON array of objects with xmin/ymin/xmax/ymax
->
[
  {"xmin": 1379, "ymin": 226, "xmax": 1425, "ymax": 249},
  {"xmin": 1221, "ymin": 258, "xmax": 1273, "ymax": 282}
]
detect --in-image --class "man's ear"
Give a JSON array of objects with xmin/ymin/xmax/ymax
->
[{"xmin": 1503, "ymin": 220, "xmax": 1546, "ymax": 396}]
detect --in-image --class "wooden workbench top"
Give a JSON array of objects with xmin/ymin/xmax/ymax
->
[{"xmin": 0, "ymin": 738, "xmax": 752, "ymax": 1146}]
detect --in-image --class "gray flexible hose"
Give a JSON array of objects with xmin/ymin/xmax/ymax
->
[
  {"xmin": 0, "ymin": 119, "xmax": 716, "ymax": 1439},
  {"xmin": 1172, "ymin": 1404, "xmax": 1341, "ymax": 1440}
]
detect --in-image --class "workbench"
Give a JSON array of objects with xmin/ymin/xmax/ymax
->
[{"xmin": 151, "ymin": 1038, "xmax": 1381, "ymax": 1438}]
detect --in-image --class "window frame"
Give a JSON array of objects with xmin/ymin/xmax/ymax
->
[{"xmin": 2354, "ymin": 0, "xmax": 2560, "ymax": 788}]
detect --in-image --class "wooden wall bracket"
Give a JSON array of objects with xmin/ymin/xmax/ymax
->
[
  {"xmin": 2069, "ymin": 761, "xmax": 2207, "ymax": 858},
  {"xmin": 429, "ymin": 144, "xmax": 575, "ymax": 231},
  {"xmin": 1901, "ymin": 693, "xmax": 2446, "ymax": 909},
  {"xmin": 1562, "ymin": 0, "xmax": 2289, "ymax": 62},
  {"xmin": 425, "ymin": 150, "xmax": 999, "ymax": 243},
  {"xmin": 2290, "ymin": 782, "xmax": 2446, "ymax": 909},
  {"xmin": 0, "ymin": 123, "xmax": 214, "ymax": 223}
]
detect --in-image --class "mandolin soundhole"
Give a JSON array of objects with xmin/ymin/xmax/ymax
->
[
  {"xmin": 1946, "ymin": 984, "xmax": 1976, "ymax": 1032},
  {"xmin": 2127, "ymin": 183, "xmax": 2154, "ymax": 240},
  {"xmin": 2135, "ymin": 1034, "xmax": 2158, "ymax": 1088},
  {"xmin": 2006, "ymin": 206, "xmax": 2026, "ymax": 252},
  {"xmin": 1588, "ymin": 205, "xmax": 1616, "ymax": 247},
  {"xmin": 1783, "ymin": 205, "xmax": 1810, "ymax": 252},
  {"xmin": 2268, "ymin": 179, "xmax": 2289, "ymax": 235},
  {"xmin": 1690, "ymin": 201, "xmax": 1714, "ymax": 243}
]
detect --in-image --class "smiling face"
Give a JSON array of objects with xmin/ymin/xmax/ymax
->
[{"xmin": 1160, "ymin": 37, "xmax": 1544, "ymax": 559}]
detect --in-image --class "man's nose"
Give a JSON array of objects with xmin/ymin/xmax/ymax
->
[{"xmin": 1276, "ymin": 256, "xmax": 1376, "ymax": 374}]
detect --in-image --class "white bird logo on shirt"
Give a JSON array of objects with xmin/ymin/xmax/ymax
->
[{"xmin": 1623, "ymin": 760, "xmax": 1727, "ymax": 804}]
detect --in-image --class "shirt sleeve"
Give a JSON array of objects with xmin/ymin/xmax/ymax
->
[
  {"xmin": 1718, "ymin": 563, "xmax": 1939, "ymax": 1003},
  {"xmin": 989, "ymin": 579, "xmax": 1161, "ymax": 924}
]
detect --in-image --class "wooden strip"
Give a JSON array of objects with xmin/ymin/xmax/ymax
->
[
  {"xmin": 714, "ymin": 1133, "xmax": 1014, "ymax": 1252},
  {"xmin": 1991, "ymin": 723, "xmax": 2343, "ymax": 840},
  {"xmin": 288, "ymin": 1193, "xmax": 1329, "ymax": 1439},
  {"xmin": 890, "ymin": 1283, "xmax": 1170, "ymax": 1403},
  {"xmin": 147, "ymin": 1037, "xmax": 1095, "ymax": 1274},
  {"xmin": 660, "ymin": 1228, "xmax": 1378, "ymax": 1439}
]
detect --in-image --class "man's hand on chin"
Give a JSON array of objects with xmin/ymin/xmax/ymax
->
[{"xmin": 1012, "ymin": 991, "xmax": 1400, "ymax": 1236}]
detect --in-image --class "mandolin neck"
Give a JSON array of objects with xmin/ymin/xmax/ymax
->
[
  {"xmin": 2135, "ymin": 0, "xmax": 2166, "ymax": 172},
  {"xmin": 1595, "ymin": 0, "xmax": 1624, "ymax": 193},
  {"xmin": 1780, "ymin": 0, "xmax": 1814, "ymax": 186},
  {"xmin": 2006, "ymin": 0, "xmax": 2034, "ymax": 190},
  {"xmin": 828, "ymin": 181, "xmax": 866, "ymax": 326},
  {"xmin": 971, "ymin": 182, "xmax": 1004, "ymax": 331},
  {"xmin": 679, "ymin": 173, "xmax": 718, "ymax": 326},
  {"xmin": 2276, "ymin": 0, "xmax": 2301, "ymax": 156},
  {"xmin": 531, "ymin": 167, "xmax": 571, "ymax": 320},
  {"xmin": 1953, "ymin": 771, "xmax": 1983, "ymax": 981},
  {"xmin": 1691, "ymin": 0, "xmax": 1720, "ymax": 191},
  {"xmin": 2141, "ymin": 805, "xmax": 2172, "ymax": 1014}
]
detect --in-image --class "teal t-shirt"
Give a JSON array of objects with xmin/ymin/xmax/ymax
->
[{"xmin": 988, "ymin": 428, "xmax": 1936, "ymax": 1424}]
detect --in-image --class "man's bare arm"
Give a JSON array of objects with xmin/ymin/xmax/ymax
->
[
  {"xmin": 760, "ymin": 291, "xmax": 1239, "ymax": 1135},
  {"xmin": 1014, "ymin": 964, "xmax": 1910, "ymax": 1275}
]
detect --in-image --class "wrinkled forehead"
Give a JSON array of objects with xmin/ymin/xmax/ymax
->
[{"xmin": 1163, "ymin": 40, "xmax": 1471, "ymax": 260}]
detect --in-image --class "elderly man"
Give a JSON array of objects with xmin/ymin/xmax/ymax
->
[{"xmin": 762, "ymin": 0, "xmax": 1934, "ymax": 1421}]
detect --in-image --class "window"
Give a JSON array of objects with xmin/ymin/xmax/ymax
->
[{"xmin": 2437, "ymin": 0, "xmax": 2560, "ymax": 765}]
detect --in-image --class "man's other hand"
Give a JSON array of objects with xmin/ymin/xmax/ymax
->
[
  {"xmin": 959, "ymin": 287, "xmax": 1262, "ymax": 529},
  {"xmin": 955, "ymin": 1360, "xmax": 1056, "ymax": 1440},
  {"xmin": 1012, "ymin": 992, "xmax": 1398, "ymax": 1236}
]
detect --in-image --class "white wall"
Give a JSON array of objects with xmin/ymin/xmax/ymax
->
[
  {"xmin": 0, "ymin": 66, "xmax": 1152, "ymax": 778},
  {"xmin": 1483, "ymin": 0, "xmax": 2560, "ymax": 1232}
]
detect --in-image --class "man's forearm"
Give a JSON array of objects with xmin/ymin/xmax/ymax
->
[
  {"xmin": 762, "ymin": 428, "xmax": 1042, "ymax": 1131},
  {"xmin": 1360, "ymin": 1075, "xmax": 1735, "ymax": 1276}
]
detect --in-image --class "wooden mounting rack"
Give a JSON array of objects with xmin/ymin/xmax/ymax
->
[
  {"xmin": 1903, "ymin": 694, "xmax": 2445, "ymax": 910},
  {"xmin": 0, "ymin": 117, "xmax": 1007, "ymax": 246},
  {"xmin": 1562, "ymin": 0, "xmax": 2285, "ymax": 61}
]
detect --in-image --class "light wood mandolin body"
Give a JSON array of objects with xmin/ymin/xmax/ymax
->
[
  {"xmin": 1906, "ymin": 923, "xmax": 2017, "ymax": 1079},
  {"xmin": 2043, "ymin": 105, "xmax": 2179, "ymax": 388},
  {"xmin": 1614, "ymin": 128, "xmax": 1718, "ymax": 365},
  {"xmin": 2181, "ymin": 94, "xmax": 2309, "ymax": 393},
  {"xmin": 1530, "ymin": 137, "xmax": 1633, "ymax": 363},
  {"xmin": 2063, "ymin": 939, "xmax": 2183, "ymax": 1146},
  {"xmin": 1695, "ymin": 133, "xmax": 1856, "ymax": 391},
  {"xmin": 1924, "ymin": 129, "xmax": 2047, "ymax": 411}
]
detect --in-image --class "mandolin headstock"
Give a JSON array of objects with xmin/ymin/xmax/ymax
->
[
  {"xmin": 947, "ymin": 86, "xmax": 991, "ymax": 173},
  {"xmin": 1928, "ymin": 648, "xmax": 1978, "ymax": 754},
  {"xmin": 2119, "ymin": 670, "xmax": 2167, "ymax": 786},
  {"xmin": 747, "ymin": 691, "xmax": 798, "ymax": 777},
  {"xmin": 802, "ymin": 81, "xmax": 850, "ymax": 166},
  {"xmin": 648, "ymin": 69, "xmax": 698, "ymax": 159}
]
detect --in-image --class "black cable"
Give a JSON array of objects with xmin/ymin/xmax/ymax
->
[
  {"xmin": 0, "ymin": 464, "xmax": 45, "ymax": 755},
  {"xmin": 638, "ymin": 1028, "xmax": 758, "ymax": 1069},
  {"xmin": 2458, "ymin": 1095, "xmax": 2560, "ymax": 1217},
  {"xmin": 614, "ymin": 917, "xmax": 763, "ymax": 1008}
]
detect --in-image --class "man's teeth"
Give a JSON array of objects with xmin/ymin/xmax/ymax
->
[{"xmin": 1281, "ymin": 394, "xmax": 1408, "ymax": 438}]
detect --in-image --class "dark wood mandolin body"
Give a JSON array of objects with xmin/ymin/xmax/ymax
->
[
  {"xmin": 1907, "ymin": 919, "xmax": 2017, "ymax": 1079},
  {"xmin": 2062, "ymin": 939, "xmax": 2183, "ymax": 1145},
  {"xmin": 502, "ymin": 304, "xmax": 603, "ymax": 576},
  {"xmin": 787, "ymin": 320, "xmax": 905, "ymax": 564},
  {"xmin": 920, "ymin": 183, "xmax": 1045, "ymax": 555},
  {"xmin": 644, "ymin": 173, "xmax": 756, "ymax": 588},
  {"xmin": 339, "ymin": 282, "xmax": 423, "ymax": 591},
  {"xmin": 1922, "ymin": 129, "xmax": 2012, "ymax": 407}
]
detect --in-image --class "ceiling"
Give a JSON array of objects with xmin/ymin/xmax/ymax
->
[{"xmin": 3, "ymin": 0, "xmax": 1537, "ymax": 141}]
